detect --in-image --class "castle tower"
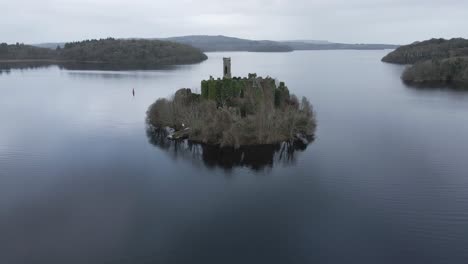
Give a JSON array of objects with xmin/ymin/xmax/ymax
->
[{"xmin": 223, "ymin": 57, "xmax": 231, "ymax": 79}]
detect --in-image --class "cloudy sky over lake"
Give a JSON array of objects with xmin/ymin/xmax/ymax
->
[{"xmin": 2, "ymin": 0, "xmax": 467, "ymax": 44}]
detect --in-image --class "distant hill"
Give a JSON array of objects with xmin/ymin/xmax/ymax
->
[
  {"xmin": 283, "ymin": 41, "xmax": 399, "ymax": 50},
  {"xmin": 162, "ymin": 35, "xmax": 398, "ymax": 52},
  {"xmin": 161, "ymin": 35, "xmax": 293, "ymax": 52},
  {"xmin": 33, "ymin": 35, "xmax": 399, "ymax": 53},
  {"xmin": 382, "ymin": 38, "xmax": 468, "ymax": 85},
  {"xmin": 283, "ymin": 40, "xmax": 332, "ymax": 45}
]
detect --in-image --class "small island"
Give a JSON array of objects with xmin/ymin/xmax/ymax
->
[
  {"xmin": 382, "ymin": 38, "xmax": 468, "ymax": 85},
  {"xmin": 0, "ymin": 38, "xmax": 207, "ymax": 68},
  {"xmin": 146, "ymin": 58, "xmax": 316, "ymax": 148}
]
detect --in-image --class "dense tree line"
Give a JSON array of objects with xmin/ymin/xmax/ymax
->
[
  {"xmin": 402, "ymin": 57, "xmax": 468, "ymax": 84},
  {"xmin": 147, "ymin": 76, "xmax": 316, "ymax": 148},
  {"xmin": 382, "ymin": 38, "xmax": 468, "ymax": 85},
  {"xmin": 0, "ymin": 38, "xmax": 207, "ymax": 67},
  {"xmin": 60, "ymin": 38, "xmax": 207, "ymax": 65},
  {"xmin": 382, "ymin": 38, "xmax": 468, "ymax": 64},
  {"xmin": 0, "ymin": 43, "xmax": 57, "ymax": 60}
]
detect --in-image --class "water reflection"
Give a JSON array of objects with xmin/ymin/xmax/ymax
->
[
  {"xmin": 403, "ymin": 81, "xmax": 468, "ymax": 92},
  {"xmin": 0, "ymin": 61, "xmax": 189, "ymax": 73},
  {"xmin": 0, "ymin": 62, "xmax": 55, "ymax": 74},
  {"xmin": 146, "ymin": 126, "xmax": 312, "ymax": 171},
  {"xmin": 58, "ymin": 62, "xmax": 179, "ymax": 71},
  {"xmin": 66, "ymin": 70, "xmax": 173, "ymax": 80}
]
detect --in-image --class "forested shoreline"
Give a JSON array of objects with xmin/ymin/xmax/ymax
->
[
  {"xmin": 382, "ymin": 38, "xmax": 468, "ymax": 85},
  {"xmin": 0, "ymin": 38, "xmax": 207, "ymax": 67}
]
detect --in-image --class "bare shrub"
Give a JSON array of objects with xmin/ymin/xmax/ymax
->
[{"xmin": 147, "ymin": 85, "xmax": 316, "ymax": 148}]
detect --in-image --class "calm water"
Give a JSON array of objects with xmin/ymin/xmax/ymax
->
[{"xmin": 1, "ymin": 51, "xmax": 468, "ymax": 264}]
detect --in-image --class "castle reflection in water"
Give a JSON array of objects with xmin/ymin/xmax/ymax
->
[{"xmin": 146, "ymin": 126, "xmax": 312, "ymax": 171}]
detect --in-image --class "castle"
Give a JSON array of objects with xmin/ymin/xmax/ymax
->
[{"xmin": 200, "ymin": 58, "xmax": 290, "ymax": 109}]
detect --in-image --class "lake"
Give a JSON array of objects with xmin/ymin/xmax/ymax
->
[{"xmin": 1, "ymin": 51, "xmax": 468, "ymax": 264}]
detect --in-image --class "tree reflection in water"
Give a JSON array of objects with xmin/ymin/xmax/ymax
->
[
  {"xmin": 0, "ymin": 62, "xmax": 55, "ymax": 74},
  {"xmin": 146, "ymin": 126, "xmax": 313, "ymax": 171},
  {"xmin": 0, "ymin": 61, "xmax": 179, "ymax": 71}
]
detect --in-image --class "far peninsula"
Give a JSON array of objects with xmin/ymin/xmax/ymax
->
[
  {"xmin": 382, "ymin": 38, "xmax": 468, "ymax": 85},
  {"xmin": 0, "ymin": 38, "xmax": 208, "ymax": 68}
]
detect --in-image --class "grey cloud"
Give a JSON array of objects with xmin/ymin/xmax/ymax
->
[{"xmin": 1, "ymin": 0, "xmax": 467, "ymax": 44}]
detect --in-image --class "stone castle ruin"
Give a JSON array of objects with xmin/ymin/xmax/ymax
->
[
  {"xmin": 146, "ymin": 57, "xmax": 315, "ymax": 147},
  {"xmin": 200, "ymin": 58, "xmax": 291, "ymax": 110}
]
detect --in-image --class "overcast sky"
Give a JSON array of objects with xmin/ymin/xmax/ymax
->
[{"xmin": 1, "ymin": 0, "xmax": 467, "ymax": 44}]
